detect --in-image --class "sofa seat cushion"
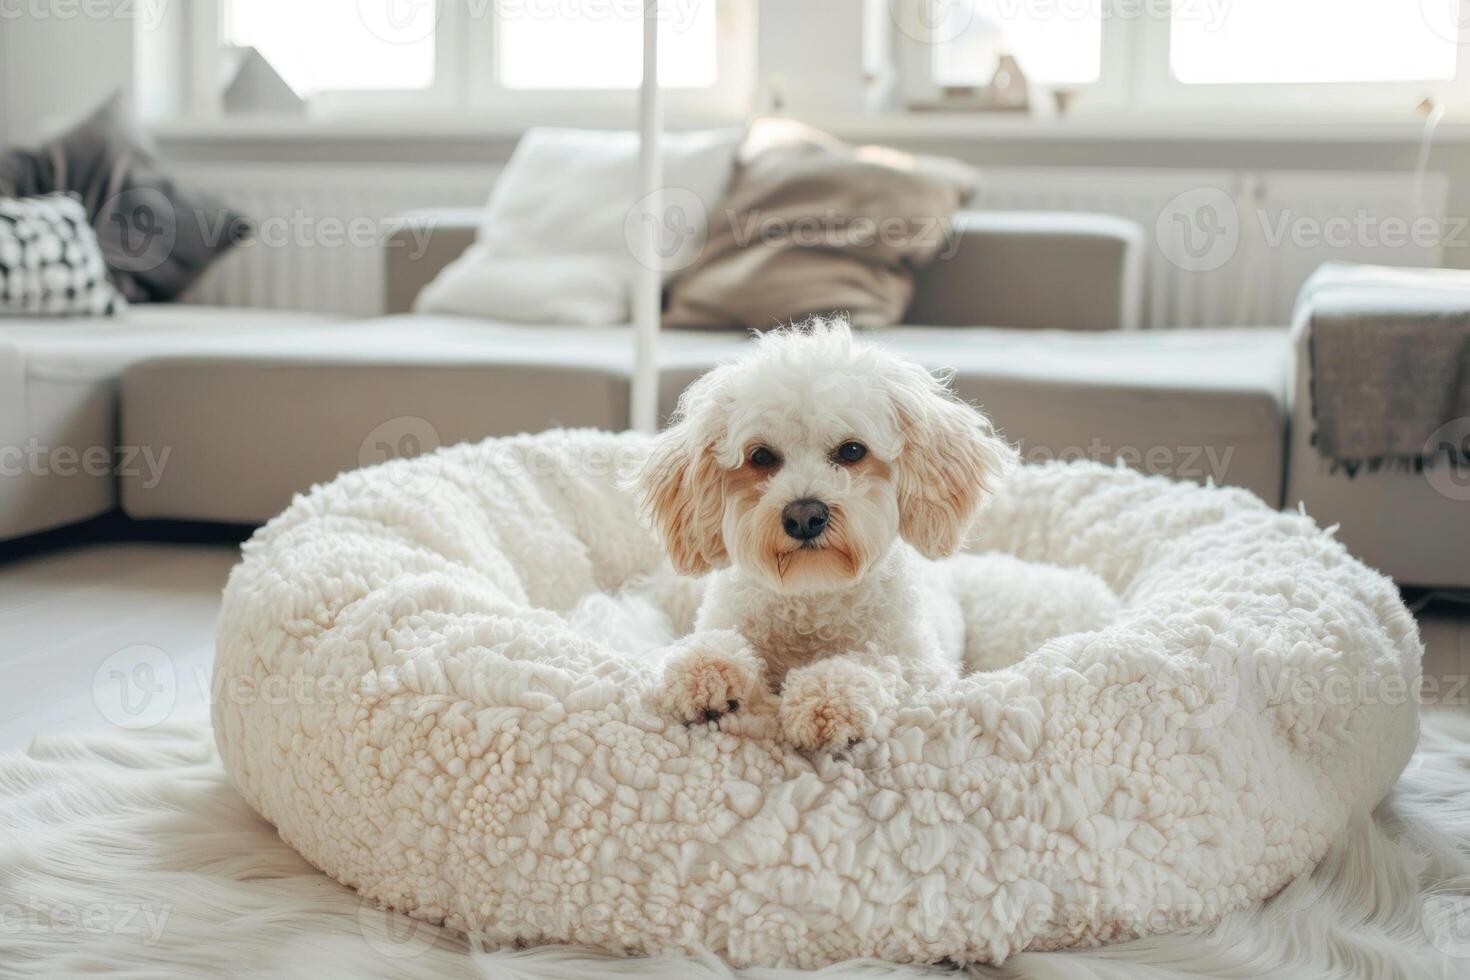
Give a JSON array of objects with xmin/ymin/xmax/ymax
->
[
  {"xmin": 902, "ymin": 325, "xmax": 1289, "ymax": 502},
  {"xmin": 120, "ymin": 316, "xmax": 660, "ymax": 524},
  {"xmin": 0, "ymin": 304, "xmax": 341, "ymax": 539},
  {"xmin": 121, "ymin": 315, "xmax": 1290, "ymax": 526}
]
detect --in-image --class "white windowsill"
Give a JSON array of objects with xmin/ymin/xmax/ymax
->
[
  {"xmin": 808, "ymin": 110, "xmax": 1470, "ymax": 144},
  {"xmin": 147, "ymin": 108, "xmax": 1470, "ymax": 146},
  {"xmin": 147, "ymin": 109, "xmax": 747, "ymax": 142}
]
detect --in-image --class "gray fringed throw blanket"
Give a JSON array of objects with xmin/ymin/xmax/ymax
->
[{"xmin": 1297, "ymin": 264, "xmax": 1470, "ymax": 472}]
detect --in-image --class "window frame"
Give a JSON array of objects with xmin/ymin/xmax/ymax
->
[
  {"xmin": 895, "ymin": 0, "xmax": 1470, "ymax": 116},
  {"xmin": 893, "ymin": 0, "xmax": 1131, "ymax": 109},
  {"xmin": 189, "ymin": 0, "xmax": 753, "ymax": 121},
  {"xmin": 1133, "ymin": 0, "xmax": 1470, "ymax": 111},
  {"xmin": 463, "ymin": 0, "xmax": 754, "ymax": 118}
]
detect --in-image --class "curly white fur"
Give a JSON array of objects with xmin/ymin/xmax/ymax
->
[{"xmin": 636, "ymin": 321, "xmax": 1058, "ymax": 750}]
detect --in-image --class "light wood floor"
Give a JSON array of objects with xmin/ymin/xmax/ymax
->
[
  {"xmin": 0, "ymin": 541, "xmax": 237, "ymax": 750},
  {"xmin": 0, "ymin": 541, "xmax": 1466, "ymax": 752}
]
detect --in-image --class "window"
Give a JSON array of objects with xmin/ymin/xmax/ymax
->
[
  {"xmin": 196, "ymin": 0, "xmax": 749, "ymax": 117},
  {"xmin": 900, "ymin": 0, "xmax": 1470, "ymax": 113},
  {"xmin": 497, "ymin": 0, "xmax": 719, "ymax": 90},
  {"xmin": 929, "ymin": 0, "xmax": 1101, "ymax": 87},
  {"xmin": 1169, "ymin": 0, "xmax": 1457, "ymax": 85},
  {"xmin": 221, "ymin": 0, "xmax": 438, "ymax": 96}
]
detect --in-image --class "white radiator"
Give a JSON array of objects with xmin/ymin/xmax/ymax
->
[
  {"xmin": 976, "ymin": 167, "xmax": 1450, "ymax": 328},
  {"xmin": 178, "ymin": 165, "xmax": 493, "ymax": 318},
  {"xmin": 177, "ymin": 163, "xmax": 1450, "ymax": 328}
]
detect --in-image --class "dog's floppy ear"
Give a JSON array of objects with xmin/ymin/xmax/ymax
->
[
  {"xmin": 886, "ymin": 363, "xmax": 1015, "ymax": 559},
  {"xmin": 635, "ymin": 423, "xmax": 728, "ymax": 576}
]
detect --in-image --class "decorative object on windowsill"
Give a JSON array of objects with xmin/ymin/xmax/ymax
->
[
  {"xmin": 220, "ymin": 46, "xmax": 305, "ymax": 117},
  {"xmin": 987, "ymin": 53, "xmax": 1029, "ymax": 110},
  {"xmin": 911, "ymin": 51, "xmax": 1030, "ymax": 113},
  {"xmin": 1052, "ymin": 88, "xmax": 1079, "ymax": 117},
  {"xmin": 765, "ymin": 71, "xmax": 788, "ymax": 113},
  {"xmin": 863, "ymin": 67, "xmax": 899, "ymax": 114}
]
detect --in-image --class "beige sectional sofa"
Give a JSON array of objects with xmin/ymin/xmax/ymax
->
[
  {"xmin": 120, "ymin": 210, "xmax": 1294, "ymax": 525},
  {"xmin": 3, "ymin": 208, "xmax": 1463, "ymax": 588},
  {"xmin": 0, "ymin": 305, "xmax": 340, "ymax": 539}
]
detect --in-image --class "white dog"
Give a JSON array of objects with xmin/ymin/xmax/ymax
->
[{"xmin": 635, "ymin": 319, "xmax": 1023, "ymax": 752}]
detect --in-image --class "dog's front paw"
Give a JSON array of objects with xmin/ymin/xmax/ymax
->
[
  {"xmin": 779, "ymin": 659, "xmax": 881, "ymax": 753},
  {"xmin": 655, "ymin": 630, "xmax": 768, "ymax": 726}
]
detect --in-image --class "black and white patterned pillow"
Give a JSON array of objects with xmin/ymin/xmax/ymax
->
[{"xmin": 0, "ymin": 194, "xmax": 126, "ymax": 315}]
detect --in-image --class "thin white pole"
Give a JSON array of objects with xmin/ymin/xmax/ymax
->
[{"xmin": 631, "ymin": 0, "xmax": 663, "ymax": 432}]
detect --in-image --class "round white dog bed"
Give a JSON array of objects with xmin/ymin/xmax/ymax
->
[{"xmin": 213, "ymin": 430, "xmax": 1421, "ymax": 967}]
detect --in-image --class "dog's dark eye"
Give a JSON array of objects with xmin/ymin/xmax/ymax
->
[
  {"xmin": 834, "ymin": 441, "xmax": 867, "ymax": 464},
  {"xmin": 749, "ymin": 446, "xmax": 780, "ymax": 468}
]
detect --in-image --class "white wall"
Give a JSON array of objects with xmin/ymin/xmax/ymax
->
[
  {"xmin": 755, "ymin": 0, "xmax": 869, "ymax": 113},
  {"xmin": 0, "ymin": 23, "xmax": 10, "ymax": 145},
  {"xmin": 0, "ymin": 2, "xmax": 135, "ymax": 145}
]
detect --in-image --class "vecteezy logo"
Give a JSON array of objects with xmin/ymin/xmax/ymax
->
[
  {"xmin": 1423, "ymin": 416, "xmax": 1470, "ymax": 501},
  {"xmin": 1424, "ymin": 895, "xmax": 1470, "ymax": 958},
  {"xmin": 1160, "ymin": 656, "xmax": 1240, "ymax": 731},
  {"xmin": 358, "ymin": 899, "xmax": 439, "ymax": 959},
  {"xmin": 359, "ymin": 416, "xmax": 443, "ymax": 502},
  {"xmin": 357, "ymin": 0, "xmax": 438, "ymax": 45},
  {"xmin": 623, "ymin": 187, "xmax": 709, "ymax": 274},
  {"xmin": 1156, "ymin": 187, "xmax": 1241, "ymax": 273},
  {"xmin": 102, "ymin": 187, "xmax": 177, "ymax": 274},
  {"xmin": 92, "ymin": 645, "xmax": 177, "ymax": 729},
  {"xmin": 1420, "ymin": 0, "xmax": 1470, "ymax": 45},
  {"xmin": 889, "ymin": 0, "xmax": 973, "ymax": 45}
]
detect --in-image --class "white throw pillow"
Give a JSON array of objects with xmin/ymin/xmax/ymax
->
[
  {"xmin": 416, "ymin": 127, "xmax": 741, "ymax": 325},
  {"xmin": 413, "ymin": 248, "xmax": 629, "ymax": 326}
]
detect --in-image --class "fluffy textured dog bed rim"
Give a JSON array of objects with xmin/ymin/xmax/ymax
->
[{"xmin": 213, "ymin": 430, "xmax": 1421, "ymax": 967}]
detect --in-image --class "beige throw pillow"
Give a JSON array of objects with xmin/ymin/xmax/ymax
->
[{"xmin": 663, "ymin": 119, "xmax": 978, "ymax": 330}]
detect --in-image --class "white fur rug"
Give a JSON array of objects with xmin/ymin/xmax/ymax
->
[{"xmin": 1, "ymin": 710, "xmax": 1466, "ymax": 978}]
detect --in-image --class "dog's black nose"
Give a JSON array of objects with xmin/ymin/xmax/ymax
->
[{"xmin": 782, "ymin": 499, "xmax": 829, "ymax": 541}]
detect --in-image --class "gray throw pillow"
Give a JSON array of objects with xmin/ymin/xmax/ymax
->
[{"xmin": 0, "ymin": 93, "xmax": 251, "ymax": 302}]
